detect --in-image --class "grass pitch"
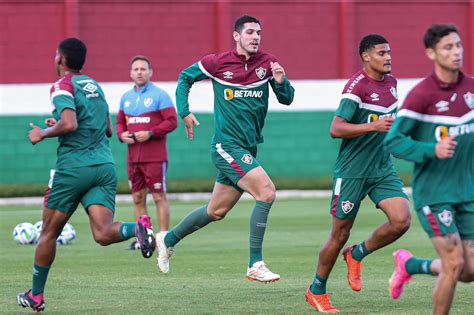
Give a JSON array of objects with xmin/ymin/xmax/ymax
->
[{"xmin": 0, "ymin": 197, "xmax": 472, "ymax": 314}]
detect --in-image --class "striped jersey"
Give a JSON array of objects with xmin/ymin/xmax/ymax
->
[
  {"xmin": 333, "ymin": 69, "xmax": 398, "ymax": 178},
  {"xmin": 176, "ymin": 49, "xmax": 294, "ymax": 148},
  {"xmin": 385, "ymin": 72, "xmax": 474, "ymax": 209}
]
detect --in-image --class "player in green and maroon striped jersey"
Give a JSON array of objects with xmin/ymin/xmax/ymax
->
[
  {"xmin": 155, "ymin": 15, "xmax": 294, "ymax": 283},
  {"xmin": 385, "ymin": 24, "xmax": 473, "ymax": 315}
]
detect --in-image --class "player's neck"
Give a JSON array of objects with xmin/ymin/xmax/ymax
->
[
  {"xmin": 235, "ymin": 46, "xmax": 253, "ymax": 61},
  {"xmin": 434, "ymin": 65, "xmax": 459, "ymax": 84},
  {"xmin": 363, "ymin": 67, "xmax": 384, "ymax": 81}
]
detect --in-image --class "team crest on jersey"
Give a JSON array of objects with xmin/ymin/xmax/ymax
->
[
  {"xmin": 438, "ymin": 209, "xmax": 453, "ymax": 227},
  {"xmin": 241, "ymin": 154, "xmax": 253, "ymax": 164},
  {"xmin": 124, "ymin": 101, "xmax": 131, "ymax": 108},
  {"xmin": 341, "ymin": 200, "xmax": 354, "ymax": 214},
  {"xmin": 390, "ymin": 87, "xmax": 398, "ymax": 99},
  {"xmin": 144, "ymin": 98, "xmax": 153, "ymax": 107},
  {"xmin": 464, "ymin": 92, "xmax": 474, "ymax": 108},
  {"xmin": 255, "ymin": 67, "xmax": 266, "ymax": 80}
]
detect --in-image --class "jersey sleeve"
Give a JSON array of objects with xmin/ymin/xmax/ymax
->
[
  {"xmin": 270, "ymin": 76, "xmax": 294, "ymax": 105},
  {"xmin": 175, "ymin": 60, "xmax": 211, "ymax": 118},
  {"xmin": 384, "ymin": 90, "xmax": 436, "ymax": 162},
  {"xmin": 335, "ymin": 97, "xmax": 358, "ymax": 121},
  {"xmin": 150, "ymin": 90, "xmax": 178, "ymax": 138},
  {"xmin": 50, "ymin": 79, "xmax": 75, "ymax": 114}
]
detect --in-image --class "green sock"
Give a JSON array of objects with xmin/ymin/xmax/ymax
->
[
  {"xmin": 351, "ymin": 241, "xmax": 371, "ymax": 262},
  {"xmin": 167, "ymin": 205, "xmax": 213, "ymax": 247},
  {"xmin": 32, "ymin": 264, "xmax": 51, "ymax": 295},
  {"xmin": 405, "ymin": 257, "xmax": 433, "ymax": 275},
  {"xmin": 119, "ymin": 222, "xmax": 136, "ymax": 240},
  {"xmin": 249, "ymin": 200, "xmax": 272, "ymax": 267},
  {"xmin": 310, "ymin": 273, "xmax": 327, "ymax": 295}
]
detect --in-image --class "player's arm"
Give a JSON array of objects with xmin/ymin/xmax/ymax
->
[
  {"xmin": 176, "ymin": 62, "xmax": 209, "ymax": 140},
  {"xmin": 28, "ymin": 109, "xmax": 77, "ymax": 145},
  {"xmin": 116, "ymin": 100, "xmax": 134, "ymax": 144},
  {"xmin": 269, "ymin": 62, "xmax": 294, "ymax": 105},
  {"xmin": 384, "ymin": 115, "xmax": 456, "ymax": 162},
  {"xmin": 106, "ymin": 114, "xmax": 113, "ymax": 138},
  {"xmin": 330, "ymin": 115, "xmax": 394, "ymax": 139}
]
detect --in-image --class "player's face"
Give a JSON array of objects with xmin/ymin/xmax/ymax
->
[
  {"xmin": 130, "ymin": 60, "xmax": 152, "ymax": 87},
  {"xmin": 234, "ymin": 22, "xmax": 261, "ymax": 57},
  {"xmin": 428, "ymin": 32, "xmax": 463, "ymax": 72},
  {"xmin": 54, "ymin": 50, "xmax": 62, "ymax": 76},
  {"xmin": 365, "ymin": 44, "xmax": 392, "ymax": 75}
]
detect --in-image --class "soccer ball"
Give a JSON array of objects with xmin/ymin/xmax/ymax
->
[
  {"xmin": 12, "ymin": 222, "xmax": 37, "ymax": 244},
  {"xmin": 57, "ymin": 223, "xmax": 76, "ymax": 245},
  {"xmin": 33, "ymin": 220, "xmax": 43, "ymax": 243}
]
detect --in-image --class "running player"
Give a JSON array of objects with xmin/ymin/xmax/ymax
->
[
  {"xmin": 305, "ymin": 34, "xmax": 411, "ymax": 313},
  {"xmin": 155, "ymin": 15, "xmax": 294, "ymax": 282},
  {"xmin": 386, "ymin": 24, "xmax": 473, "ymax": 315},
  {"xmin": 17, "ymin": 38, "xmax": 156, "ymax": 313}
]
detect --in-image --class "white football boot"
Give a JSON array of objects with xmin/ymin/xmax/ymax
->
[
  {"xmin": 156, "ymin": 231, "xmax": 174, "ymax": 273},
  {"xmin": 246, "ymin": 261, "xmax": 280, "ymax": 283}
]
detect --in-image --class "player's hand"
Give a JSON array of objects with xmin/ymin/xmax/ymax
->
[
  {"xmin": 183, "ymin": 113, "xmax": 200, "ymax": 140},
  {"xmin": 134, "ymin": 130, "xmax": 151, "ymax": 143},
  {"xmin": 45, "ymin": 118, "xmax": 57, "ymax": 127},
  {"xmin": 270, "ymin": 62, "xmax": 285, "ymax": 84},
  {"xmin": 121, "ymin": 131, "xmax": 135, "ymax": 144},
  {"xmin": 435, "ymin": 136, "xmax": 457, "ymax": 159},
  {"xmin": 372, "ymin": 117, "xmax": 395, "ymax": 133},
  {"xmin": 28, "ymin": 123, "xmax": 44, "ymax": 145}
]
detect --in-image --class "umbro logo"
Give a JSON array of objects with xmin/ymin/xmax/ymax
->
[
  {"xmin": 83, "ymin": 83, "xmax": 98, "ymax": 93},
  {"xmin": 370, "ymin": 93, "xmax": 379, "ymax": 101},
  {"xmin": 435, "ymin": 100, "xmax": 450, "ymax": 112},
  {"xmin": 223, "ymin": 71, "xmax": 233, "ymax": 79}
]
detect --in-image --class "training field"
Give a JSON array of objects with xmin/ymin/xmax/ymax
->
[{"xmin": 1, "ymin": 197, "xmax": 472, "ymax": 314}]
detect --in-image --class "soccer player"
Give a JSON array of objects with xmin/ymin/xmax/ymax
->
[
  {"xmin": 117, "ymin": 55, "xmax": 178, "ymax": 250},
  {"xmin": 17, "ymin": 38, "xmax": 156, "ymax": 313},
  {"xmin": 385, "ymin": 24, "xmax": 473, "ymax": 315},
  {"xmin": 305, "ymin": 34, "xmax": 411, "ymax": 312},
  {"xmin": 155, "ymin": 15, "xmax": 294, "ymax": 282}
]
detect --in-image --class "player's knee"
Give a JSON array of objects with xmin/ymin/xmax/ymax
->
[
  {"xmin": 444, "ymin": 256, "xmax": 464, "ymax": 277},
  {"xmin": 392, "ymin": 217, "xmax": 411, "ymax": 235},
  {"xmin": 331, "ymin": 226, "xmax": 351, "ymax": 244},
  {"xmin": 132, "ymin": 194, "xmax": 146, "ymax": 206},
  {"xmin": 152, "ymin": 193, "xmax": 167, "ymax": 204},
  {"xmin": 459, "ymin": 268, "xmax": 474, "ymax": 283},
  {"xmin": 258, "ymin": 187, "xmax": 276, "ymax": 203}
]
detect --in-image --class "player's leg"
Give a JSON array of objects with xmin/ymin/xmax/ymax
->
[
  {"xmin": 156, "ymin": 181, "xmax": 242, "ymax": 273},
  {"xmin": 431, "ymin": 233, "xmax": 464, "ymax": 315},
  {"xmin": 83, "ymin": 163, "xmax": 156, "ymax": 258},
  {"xmin": 363, "ymin": 196, "xmax": 411, "ymax": 252},
  {"xmin": 128, "ymin": 162, "xmax": 148, "ymax": 249},
  {"xmin": 145, "ymin": 161, "xmax": 170, "ymax": 231},
  {"xmin": 18, "ymin": 168, "xmax": 80, "ymax": 312},
  {"xmin": 237, "ymin": 166, "xmax": 280, "ymax": 282},
  {"xmin": 456, "ymin": 203, "xmax": 474, "ymax": 282}
]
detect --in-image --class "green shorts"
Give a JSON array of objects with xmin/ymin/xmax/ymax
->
[
  {"xmin": 45, "ymin": 163, "xmax": 117, "ymax": 214},
  {"xmin": 329, "ymin": 172, "xmax": 408, "ymax": 219},
  {"xmin": 211, "ymin": 143, "xmax": 260, "ymax": 192},
  {"xmin": 416, "ymin": 202, "xmax": 474, "ymax": 240}
]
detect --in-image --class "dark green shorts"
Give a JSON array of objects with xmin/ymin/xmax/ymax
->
[
  {"xmin": 329, "ymin": 172, "xmax": 408, "ymax": 219},
  {"xmin": 211, "ymin": 143, "xmax": 259, "ymax": 192},
  {"xmin": 45, "ymin": 163, "xmax": 117, "ymax": 214},
  {"xmin": 416, "ymin": 202, "xmax": 474, "ymax": 240}
]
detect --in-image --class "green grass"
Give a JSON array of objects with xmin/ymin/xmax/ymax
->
[{"xmin": 0, "ymin": 198, "xmax": 472, "ymax": 314}]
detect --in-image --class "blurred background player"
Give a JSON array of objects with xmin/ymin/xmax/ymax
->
[
  {"xmin": 386, "ymin": 24, "xmax": 473, "ymax": 315},
  {"xmin": 117, "ymin": 55, "xmax": 178, "ymax": 250},
  {"xmin": 17, "ymin": 38, "xmax": 156, "ymax": 313},
  {"xmin": 155, "ymin": 15, "xmax": 294, "ymax": 281},
  {"xmin": 305, "ymin": 34, "xmax": 411, "ymax": 313}
]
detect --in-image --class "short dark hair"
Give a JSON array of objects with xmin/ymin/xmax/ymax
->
[
  {"xmin": 234, "ymin": 15, "xmax": 260, "ymax": 33},
  {"xmin": 58, "ymin": 38, "xmax": 87, "ymax": 71},
  {"xmin": 130, "ymin": 55, "xmax": 151, "ymax": 68},
  {"xmin": 423, "ymin": 24, "xmax": 459, "ymax": 49},
  {"xmin": 359, "ymin": 34, "xmax": 389, "ymax": 57}
]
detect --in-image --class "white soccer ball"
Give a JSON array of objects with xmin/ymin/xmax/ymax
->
[
  {"xmin": 57, "ymin": 223, "xmax": 76, "ymax": 245},
  {"xmin": 33, "ymin": 220, "xmax": 43, "ymax": 243},
  {"xmin": 12, "ymin": 222, "xmax": 37, "ymax": 245}
]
